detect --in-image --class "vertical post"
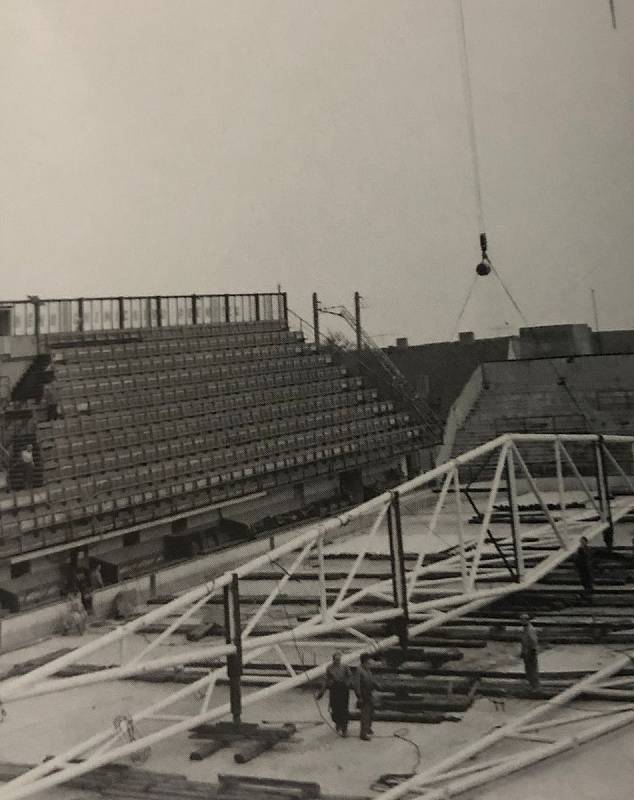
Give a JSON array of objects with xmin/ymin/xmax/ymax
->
[
  {"xmin": 191, "ymin": 294, "xmax": 197, "ymax": 325},
  {"xmin": 453, "ymin": 468, "xmax": 469, "ymax": 592},
  {"xmin": 254, "ymin": 294, "xmax": 260, "ymax": 322},
  {"xmin": 281, "ymin": 292, "xmax": 288, "ymax": 327},
  {"xmin": 387, "ymin": 491, "xmax": 409, "ymax": 651},
  {"xmin": 591, "ymin": 288, "xmax": 602, "ymax": 354},
  {"xmin": 224, "ymin": 295, "xmax": 231, "ymax": 324},
  {"xmin": 223, "ymin": 573, "xmax": 242, "ymax": 724},
  {"xmin": 155, "ymin": 297, "xmax": 162, "ymax": 328},
  {"xmin": 118, "ymin": 297, "xmax": 125, "ymax": 330},
  {"xmin": 505, "ymin": 447, "xmax": 524, "ymax": 581},
  {"xmin": 32, "ymin": 298, "xmax": 41, "ymax": 355},
  {"xmin": 595, "ymin": 436, "xmax": 614, "ymax": 551},
  {"xmin": 354, "ymin": 291, "xmax": 362, "ymax": 354},
  {"xmin": 554, "ymin": 439, "xmax": 569, "ymax": 540},
  {"xmin": 77, "ymin": 298, "xmax": 84, "ymax": 333},
  {"xmin": 317, "ymin": 532, "xmax": 328, "ymax": 623},
  {"xmin": 312, "ymin": 292, "xmax": 320, "ymax": 351}
]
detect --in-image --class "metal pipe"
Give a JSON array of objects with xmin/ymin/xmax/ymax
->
[{"xmin": 378, "ymin": 649, "xmax": 634, "ymax": 800}]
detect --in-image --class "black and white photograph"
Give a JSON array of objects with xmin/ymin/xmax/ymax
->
[{"xmin": 0, "ymin": 2, "xmax": 633, "ymax": 799}]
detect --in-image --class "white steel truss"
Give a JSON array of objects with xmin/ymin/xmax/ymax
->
[{"xmin": 0, "ymin": 433, "xmax": 633, "ymax": 799}]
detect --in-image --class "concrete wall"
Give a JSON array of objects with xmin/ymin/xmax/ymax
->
[
  {"xmin": 0, "ymin": 526, "xmax": 301, "ymax": 653},
  {"xmin": 437, "ymin": 365, "xmax": 484, "ymax": 465},
  {"xmin": 384, "ymin": 335, "xmax": 513, "ymax": 419},
  {"xmin": 519, "ymin": 324, "xmax": 594, "ymax": 359}
]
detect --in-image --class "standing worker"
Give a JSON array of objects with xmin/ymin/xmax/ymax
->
[
  {"xmin": 20, "ymin": 443, "xmax": 35, "ymax": 490},
  {"xmin": 355, "ymin": 653, "xmax": 380, "ymax": 741},
  {"xmin": 42, "ymin": 382, "xmax": 58, "ymax": 421},
  {"xmin": 520, "ymin": 614, "xmax": 540, "ymax": 690},
  {"xmin": 316, "ymin": 651, "xmax": 353, "ymax": 737},
  {"xmin": 575, "ymin": 536, "xmax": 594, "ymax": 602}
]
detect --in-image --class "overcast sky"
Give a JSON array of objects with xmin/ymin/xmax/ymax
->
[{"xmin": 1, "ymin": 1, "xmax": 632, "ymax": 343}]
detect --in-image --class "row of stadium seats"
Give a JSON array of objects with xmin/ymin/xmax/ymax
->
[
  {"xmin": 58, "ymin": 362, "xmax": 344, "ymax": 398},
  {"xmin": 53, "ymin": 342, "xmax": 310, "ymax": 380},
  {"xmin": 46, "ymin": 318, "xmax": 284, "ymax": 345},
  {"xmin": 53, "ymin": 354, "xmax": 336, "ymax": 396},
  {"xmin": 50, "ymin": 326, "xmax": 297, "ymax": 362},
  {"xmin": 42, "ymin": 401, "xmax": 395, "ymax": 461},
  {"xmin": 43, "ymin": 414, "xmax": 408, "ymax": 482},
  {"xmin": 39, "ymin": 388, "xmax": 382, "ymax": 438},
  {"xmin": 58, "ymin": 375, "xmax": 364, "ymax": 416},
  {"xmin": 0, "ymin": 428, "xmax": 417, "ymax": 556}
]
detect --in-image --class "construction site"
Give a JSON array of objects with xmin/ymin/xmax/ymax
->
[
  {"xmin": 1, "ymin": 1, "xmax": 633, "ymax": 798},
  {"xmin": 1, "ymin": 422, "xmax": 634, "ymax": 800}
]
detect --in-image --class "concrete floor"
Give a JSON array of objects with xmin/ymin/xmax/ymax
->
[{"xmin": 1, "ymin": 493, "xmax": 634, "ymax": 799}]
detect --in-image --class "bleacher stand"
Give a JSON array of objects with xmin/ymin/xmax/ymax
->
[
  {"xmin": 0, "ymin": 295, "xmax": 425, "ymax": 611},
  {"xmin": 451, "ymin": 354, "xmax": 634, "ymax": 478}
]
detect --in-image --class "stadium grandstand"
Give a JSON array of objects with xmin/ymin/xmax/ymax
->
[{"xmin": 0, "ymin": 291, "xmax": 440, "ymax": 617}]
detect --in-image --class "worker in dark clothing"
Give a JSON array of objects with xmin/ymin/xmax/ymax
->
[
  {"xmin": 42, "ymin": 383, "xmax": 58, "ymax": 421},
  {"xmin": 20, "ymin": 444, "xmax": 35, "ymax": 490},
  {"xmin": 355, "ymin": 653, "xmax": 380, "ymax": 740},
  {"xmin": 520, "ymin": 614, "xmax": 540, "ymax": 690},
  {"xmin": 575, "ymin": 536, "xmax": 594, "ymax": 602},
  {"xmin": 316, "ymin": 652, "xmax": 353, "ymax": 737}
]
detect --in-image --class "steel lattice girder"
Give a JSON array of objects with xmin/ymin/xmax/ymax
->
[{"xmin": 0, "ymin": 433, "xmax": 633, "ymax": 800}]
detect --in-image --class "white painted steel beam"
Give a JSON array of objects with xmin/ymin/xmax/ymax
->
[{"xmin": 0, "ymin": 433, "xmax": 632, "ymax": 800}]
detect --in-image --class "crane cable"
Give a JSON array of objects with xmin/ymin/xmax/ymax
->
[
  {"xmin": 452, "ymin": 0, "xmax": 599, "ymax": 433},
  {"xmin": 456, "ymin": 0, "xmax": 486, "ymax": 236}
]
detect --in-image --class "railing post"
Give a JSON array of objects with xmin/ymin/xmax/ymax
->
[
  {"xmin": 505, "ymin": 446, "xmax": 524, "ymax": 580},
  {"xmin": 254, "ymin": 294, "xmax": 260, "ymax": 322},
  {"xmin": 312, "ymin": 292, "xmax": 320, "ymax": 351},
  {"xmin": 595, "ymin": 436, "xmax": 614, "ymax": 551},
  {"xmin": 281, "ymin": 292, "xmax": 288, "ymax": 327},
  {"xmin": 77, "ymin": 298, "xmax": 84, "ymax": 333},
  {"xmin": 223, "ymin": 573, "xmax": 242, "ymax": 724},
  {"xmin": 32, "ymin": 298, "xmax": 41, "ymax": 354},
  {"xmin": 118, "ymin": 298, "xmax": 125, "ymax": 330},
  {"xmin": 155, "ymin": 297, "xmax": 162, "ymax": 328},
  {"xmin": 191, "ymin": 294, "xmax": 197, "ymax": 326},
  {"xmin": 387, "ymin": 491, "xmax": 408, "ymax": 651},
  {"xmin": 224, "ymin": 295, "xmax": 231, "ymax": 324}
]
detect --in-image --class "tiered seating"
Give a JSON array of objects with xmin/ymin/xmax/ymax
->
[
  {"xmin": 452, "ymin": 355, "xmax": 634, "ymax": 476},
  {"xmin": 0, "ymin": 320, "xmax": 422, "ymax": 564}
]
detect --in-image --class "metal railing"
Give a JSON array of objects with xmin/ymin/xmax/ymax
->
[
  {"xmin": 0, "ymin": 292, "xmax": 287, "ymax": 337},
  {"xmin": 319, "ymin": 304, "xmax": 443, "ymax": 441}
]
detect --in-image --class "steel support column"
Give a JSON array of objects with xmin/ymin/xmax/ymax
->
[
  {"xmin": 223, "ymin": 573, "xmax": 243, "ymax": 724},
  {"xmin": 387, "ymin": 491, "xmax": 408, "ymax": 650},
  {"xmin": 595, "ymin": 436, "xmax": 614, "ymax": 551},
  {"xmin": 505, "ymin": 448, "xmax": 524, "ymax": 581}
]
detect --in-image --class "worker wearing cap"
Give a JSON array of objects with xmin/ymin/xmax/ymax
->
[
  {"xmin": 520, "ymin": 614, "xmax": 540, "ymax": 690},
  {"xmin": 355, "ymin": 653, "xmax": 380, "ymax": 740},
  {"xmin": 316, "ymin": 651, "xmax": 353, "ymax": 737}
]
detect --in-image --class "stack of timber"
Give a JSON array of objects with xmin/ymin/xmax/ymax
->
[
  {"xmin": 0, "ymin": 762, "xmax": 363, "ymax": 800},
  {"xmin": 188, "ymin": 722, "xmax": 297, "ymax": 764}
]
